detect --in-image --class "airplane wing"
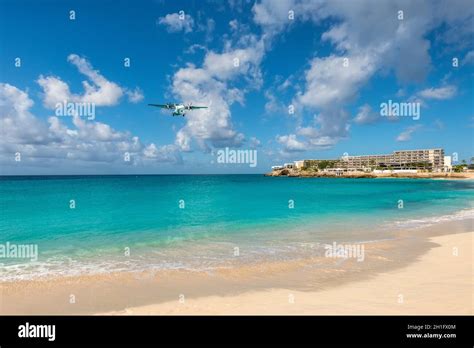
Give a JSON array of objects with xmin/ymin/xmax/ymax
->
[
  {"xmin": 148, "ymin": 104, "xmax": 171, "ymax": 109},
  {"xmin": 188, "ymin": 106, "xmax": 208, "ymax": 110}
]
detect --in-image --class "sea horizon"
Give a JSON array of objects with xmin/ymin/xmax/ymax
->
[
  {"xmin": 2, "ymin": 0, "xmax": 474, "ymax": 337},
  {"xmin": 0, "ymin": 173, "xmax": 268, "ymax": 177}
]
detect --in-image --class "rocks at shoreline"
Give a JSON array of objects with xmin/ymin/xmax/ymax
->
[{"xmin": 264, "ymin": 168, "xmax": 473, "ymax": 179}]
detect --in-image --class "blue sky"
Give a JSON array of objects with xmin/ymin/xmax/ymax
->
[{"xmin": 1, "ymin": 0, "xmax": 473, "ymax": 174}]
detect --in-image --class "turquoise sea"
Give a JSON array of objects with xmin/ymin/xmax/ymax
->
[{"xmin": 0, "ymin": 175, "xmax": 473, "ymax": 281}]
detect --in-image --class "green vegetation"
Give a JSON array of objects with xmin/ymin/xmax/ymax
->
[
  {"xmin": 453, "ymin": 164, "xmax": 467, "ymax": 172},
  {"xmin": 452, "ymin": 159, "xmax": 470, "ymax": 172},
  {"xmin": 317, "ymin": 160, "xmax": 331, "ymax": 170},
  {"xmin": 316, "ymin": 160, "xmax": 340, "ymax": 170}
]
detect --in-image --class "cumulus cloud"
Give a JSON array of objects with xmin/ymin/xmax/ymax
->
[
  {"xmin": 171, "ymin": 34, "xmax": 265, "ymax": 152},
  {"xmin": 0, "ymin": 83, "xmax": 180, "ymax": 168},
  {"xmin": 142, "ymin": 143, "xmax": 182, "ymax": 163},
  {"xmin": 37, "ymin": 54, "xmax": 142, "ymax": 108},
  {"xmin": 418, "ymin": 85, "xmax": 457, "ymax": 100},
  {"xmin": 276, "ymin": 134, "xmax": 306, "ymax": 152},
  {"xmin": 353, "ymin": 104, "xmax": 379, "ymax": 124},
  {"xmin": 158, "ymin": 12, "xmax": 194, "ymax": 33},
  {"xmin": 203, "ymin": 42, "xmax": 264, "ymax": 82},
  {"xmin": 296, "ymin": 54, "xmax": 376, "ymax": 109},
  {"xmin": 126, "ymin": 87, "xmax": 144, "ymax": 103},
  {"xmin": 253, "ymin": 0, "xmax": 473, "ymax": 152},
  {"xmin": 252, "ymin": 0, "xmax": 321, "ymax": 37},
  {"xmin": 0, "ymin": 83, "xmax": 54, "ymax": 146}
]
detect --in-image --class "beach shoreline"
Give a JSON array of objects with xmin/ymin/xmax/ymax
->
[
  {"xmin": 265, "ymin": 169, "xmax": 474, "ymax": 180},
  {"xmin": 108, "ymin": 232, "xmax": 473, "ymax": 316},
  {"xmin": 1, "ymin": 218, "xmax": 472, "ymax": 315}
]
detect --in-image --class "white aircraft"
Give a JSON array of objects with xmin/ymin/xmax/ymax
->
[{"xmin": 148, "ymin": 102, "xmax": 208, "ymax": 116}]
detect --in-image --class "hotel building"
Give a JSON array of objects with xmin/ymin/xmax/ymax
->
[{"xmin": 339, "ymin": 149, "xmax": 445, "ymax": 171}]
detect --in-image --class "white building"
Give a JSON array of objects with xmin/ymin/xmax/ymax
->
[
  {"xmin": 443, "ymin": 156, "xmax": 452, "ymax": 172},
  {"xmin": 294, "ymin": 160, "xmax": 305, "ymax": 169}
]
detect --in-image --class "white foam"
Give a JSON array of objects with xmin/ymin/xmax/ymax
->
[
  {"xmin": 390, "ymin": 208, "xmax": 474, "ymax": 230},
  {"xmin": 2, "ymin": 208, "xmax": 472, "ymax": 282}
]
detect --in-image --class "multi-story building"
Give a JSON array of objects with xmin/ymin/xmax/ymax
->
[
  {"xmin": 300, "ymin": 149, "xmax": 446, "ymax": 172},
  {"xmin": 341, "ymin": 154, "xmax": 393, "ymax": 170},
  {"xmin": 391, "ymin": 149, "xmax": 444, "ymax": 169}
]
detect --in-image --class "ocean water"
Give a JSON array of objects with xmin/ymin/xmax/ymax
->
[{"xmin": 0, "ymin": 175, "xmax": 473, "ymax": 280}]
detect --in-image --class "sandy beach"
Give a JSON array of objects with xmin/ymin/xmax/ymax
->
[
  {"xmin": 115, "ymin": 231, "xmax": 472, "ymax": 315},
  {"xmin": 1, "ymin": 219, "xmax": 472, "ymax": 315}
]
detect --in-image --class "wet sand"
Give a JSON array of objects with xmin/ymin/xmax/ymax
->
[
  {"xmin": 115, "ymin": 231, "xmax": 472, "ymax": 315},
  {"xmin": 0, "ymin": 219, "xmax": 472, "ymax": 315}
]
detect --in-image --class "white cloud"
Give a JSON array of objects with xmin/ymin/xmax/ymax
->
[
  {"xmin": 255, "ymin": 0, "xmax": 471, "ymax": 82},
  {"xmin": 126, "ymin": 87, "xmax": 144, "ymax": 103},
  {"xmin": 274, "ymin": 54, "xmax": 372, "ymax": 153},
  {"xmin": 0, "ymin": 83, "xmax": 180, "ymax": 169},
  {"xmin": 353, "ymin": 104, "xmax": 379, "ymax": 124},
  {"xmin": 172, "ymin": 65, "xmax": 245, "ymax": 151},
  {"xmin": 249, "ymin": 137, "xmax": 261, "ymax": 149},
  {"xmin": 203, "ymin": 39, "xmax": 264, "ymax": 82},
  {"xmin": 396, "ymin": 125, "xmax": 422, "ymax": 142},
  {"xmin": 199, "ymin": 18, "xmax": 215, "ymax": 42},
  {"xmin": 36, "ymin": 76, "xmax": 74, "ymax": 109},
  {"xmin": 297, "ymin": 54, "xmax": 376, "ymax": 109},
  {"xmin": 462, "ymin": 50, "xmax": 474, "ymax": 65},
  {"xmin": 0, "ymin": 83, "xmax": 53, "ymax": 146},
  {"xmin": 308, "ymin": 136, "xmax": 339, "ymax": 148},
  {"xmin": 185, "ymin": 44, "xmax": 208, "ymax": 55},
  {"xmin": 37, "ymin": 54, "xmax": 142, "ymax": 108},
  {"xmin": 158, "ymin": 13, "xmax": 194, "ymax": 33},
  {"xmin": 171, "ymin": 34, "xmax": 265, "ymax": 152},
  {"xmin": 229, "ymin": 19, "xmax": 239, "ymax": 31},
  {"xmin": 276, "ymin": 134, "xmax": 306, "ymax": 152},
  {"xmin": 418, "ymin": 85, "xmax": 457, "ymax": 100},
  {"xmin": 264, "ymin": 90, "xmax": 286, "ymax": 114},
  {"xmin": 252, "ymin": 0, "xmax": 312, "ymax": 37},
  {"xmin": 142, "ymin": 143, "xmax": 182, "ymax": 163},
  {"xmin": 253, "ymin": 0, "xmax": 473, "ymax": 152}
]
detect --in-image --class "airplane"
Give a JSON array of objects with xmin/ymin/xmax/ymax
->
[{"xmin": 148, "ymin": 102, "xmax": 208, "ymax": 116}]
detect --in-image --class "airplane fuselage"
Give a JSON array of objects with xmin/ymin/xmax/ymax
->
[
  {"xmin": 148, "ymin": 102, "xmax": 207, "ymax": 117},
  {"xmin": 172, "ymin": 105, "xmax": 186, "ymax": 116}
]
